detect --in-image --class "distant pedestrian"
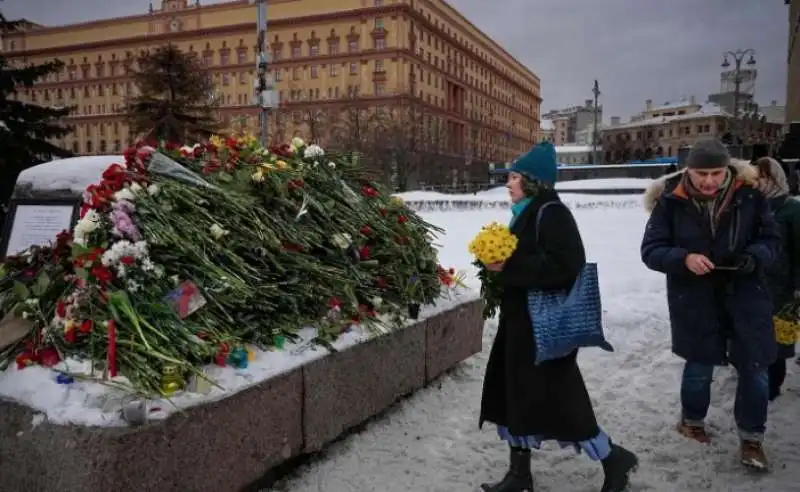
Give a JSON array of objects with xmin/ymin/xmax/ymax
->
[
  {"xmin": 754, "ymin": 157, "xmax": 800, "ymax": 400},
  {"xmin": 479, "ymin": 141, "xmax": 637, "ymax": 492},
  {"xmin": 640, "ymin": 138, "xmax": 780, "ymax": 471}
]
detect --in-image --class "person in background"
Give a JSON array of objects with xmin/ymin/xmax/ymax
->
[
  {"xmin": 640, "ymin": 138, "xmax": 780, "ymax": 472},
  {"xmin": 479, "ymin": 141, "xmax": 637, "ymax": 492},
  {"xmin": 754, "ymin": 156, "xmax": 800, "ymax": 399}
]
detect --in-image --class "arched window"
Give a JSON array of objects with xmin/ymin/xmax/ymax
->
[
  {"xmin": 72, "ymin": 141, "xmax": 79, "ymax": 154},
  {"xmin": 99, "ymin": 140, "xmax": 107, "ymax": 153},
  {"xmin": 86, "ymin": 140, "xmax": 93, "ymax": 154}
]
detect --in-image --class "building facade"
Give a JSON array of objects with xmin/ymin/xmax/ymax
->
[
  {"xmin": 538, "ymin": 118, "xmax": 554, "ymax": 142},
  {"xmin": 555, "ymin": 145, "xmax": 596, "ymax": 165},
  {"xmin": 602, "ymin": 99, "xmax": 782, "ymax": 163},
  {"xmin": 3, "ymin": 0, "xmax": 541, "ymax": 166},
  {"xmin": 784, "ymin": 0, "xmax": 800, "ymax": 158},
  {"xmin": 541, "ymin": 99, "xmax": 602, "ymax": 144}
]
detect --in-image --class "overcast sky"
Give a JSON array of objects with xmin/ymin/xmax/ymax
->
[{"xmin": 2, "ymin": 0, "xmax": 790, "ymax": 121}]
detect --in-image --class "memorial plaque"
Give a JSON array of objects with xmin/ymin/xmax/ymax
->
[{"xmin": 0, "ymin": 199, "xmax": 80, "ymax": 259}]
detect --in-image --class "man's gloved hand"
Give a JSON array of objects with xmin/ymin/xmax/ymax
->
[{"xmin": 735, "ymin": 254, "xmax": 756, "ymax": 275}]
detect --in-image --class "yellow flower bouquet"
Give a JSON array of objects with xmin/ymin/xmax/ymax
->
[
  {"xmin": 468, "ymin": 222, "xmax": 519, "ymax": 319},
  {"xmin": 773, "ymin": 301, "xmax": 800, "ymax": 345},
  {"xmin": 468, "ymin": 222, "xmax": 518, "ymax": 265}
]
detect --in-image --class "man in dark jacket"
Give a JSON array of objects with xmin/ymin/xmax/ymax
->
[{"xmin": 640, "ymin": 138, "xmax": 780, "ymax": 472}]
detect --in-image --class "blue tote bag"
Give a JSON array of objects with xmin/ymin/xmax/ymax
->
[{"xmin": 527, "ymin": 202, "xmax": 614, "ymax": 364}]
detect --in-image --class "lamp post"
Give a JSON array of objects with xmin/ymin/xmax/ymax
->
[
  {"xmin": 250, "ymin": 0, "xmax": 277, "ymax": 146},
  {"xmin": 591, "ymin": 79, "xmax": 601, "ymax": 165},
  {"xmin": 722, "ymin": 49, "xmax": 756, "ymax": 148}
]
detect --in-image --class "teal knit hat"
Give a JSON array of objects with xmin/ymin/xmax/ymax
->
[{"xmin": 509, "ymin": 141, "xmax": 558, "ymax": 185}]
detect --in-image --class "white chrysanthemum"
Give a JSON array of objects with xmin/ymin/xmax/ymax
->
[
  {"xmin": 113, "ymin": 188, "xmax": 136, "ymax": 202},
  {"xmin": 327, "ymin": 161, "xmax": 336, "ymax": 168},
  {"xmin": 147, "ymin": 184, "xmax": 159, "ymax": 195},
  {"xmin": 291, "ymin": 137, "xmax": 305, "ymax": 150},
  {"xmin": 303, "ymin": 144, "xmax": 324, "ymax": 159}
]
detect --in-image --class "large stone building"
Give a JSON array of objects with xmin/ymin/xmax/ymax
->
[
  {"xmin": 3, "ymin": 0, "xmax": 541, "ymax": 166},
  {"xmin": 602, "ymin": 98, "xmax": 782, "ymax": 163},
  {"xmin": 785, "ymin": 0, "xmax": 800, "ymax": 158}
]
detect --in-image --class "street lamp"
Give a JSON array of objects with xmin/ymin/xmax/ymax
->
[
  {"xmin": 591, "ymin": 79, "xmax": 601, "ymax": 165},
  {"xmin": 721, "ymin": 49, "xmax": 756, "ymax": 146},
  {"xmin": 250, "ymin": 0, "xmax": 278, "ymax": 146}
]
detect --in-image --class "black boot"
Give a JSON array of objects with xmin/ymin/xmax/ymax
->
[
  {"xmin": 600, "ymin": 443, "xmax": 638, "ymax": 492},
  {"xmin": 481, "ymin": 446, "xmax": 534, "ymax": 491}
]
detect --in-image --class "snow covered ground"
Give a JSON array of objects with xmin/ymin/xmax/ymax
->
[{"xmin": 269, "ymin": 198, "xmax": 800, "ymax": 491}]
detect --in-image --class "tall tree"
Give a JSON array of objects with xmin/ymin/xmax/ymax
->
[
  {"xmin": 125, "ymin": 44, "xmax": 218, "ymax": 143},
  {"xmin": 0, "ymin": 11, "xmax": 74, "ymax": 229}
]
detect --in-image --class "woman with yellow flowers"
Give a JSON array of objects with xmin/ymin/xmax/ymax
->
[
  {"xmin": 478, "ymin": 141, "xmax": 637, "ymax": 492},
  {"xmin": 754, "ymin": 156, "xmax": 800, "ymax": 401}
]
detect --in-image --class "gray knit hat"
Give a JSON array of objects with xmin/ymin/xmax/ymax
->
[{"xmin": 686, "ymin": 139, "xmax": 731, "ymax": 169}]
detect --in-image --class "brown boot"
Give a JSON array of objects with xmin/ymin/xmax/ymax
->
[
  {"xmin": 740, "ymin": 441, "xmax": 769, "ymax": 472},
  {"xmin": 676, "ymin": 422, "xmax": 711, "ymax": 444}
]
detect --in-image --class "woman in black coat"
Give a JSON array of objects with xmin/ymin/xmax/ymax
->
[
  {"xmin": 478, "ymin": 142, "xmax": 637, "ymax": 492},
  {"xmin": 754, "ymin": 157, "xmax": 800, "ymax": 399}
]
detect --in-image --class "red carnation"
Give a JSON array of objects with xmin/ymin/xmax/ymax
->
[{"xmin": 79, "ymin": 320, "xmax": 93, "ymax": 334}]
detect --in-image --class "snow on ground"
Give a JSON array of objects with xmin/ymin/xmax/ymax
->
[
  {"xmin": 555, "ymin": 177, "xmax": 653, "ymax": 190},
  {"xmin": 270, "ymin": 200, "xmax": 800, "ymax": 491},
  {"xmin": 396, "ymin": 178, "xmax": 652, "ymax": 203}
]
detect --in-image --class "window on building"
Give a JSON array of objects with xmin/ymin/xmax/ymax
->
[
  {"xmin": 237, "ymin": 50, "xmax": 246, "ymax": 64},
  {"xmin": 374, "ymin": 38, "xmax": 385, "ymax": 50},
  {"xmin": 329, "ymin": 43, "xmax": 339, "ymax": 55},
  {"xmin": 72, "ymin": 141, "xmax": 79, "ymax": 154},
  {"xmin": 349, "ymin": 62, "xmax": 358, "ymax": 75},
  {"xmin": 203, "ymin": 54, "xmax": 212, "ymax": 65},
  {"xmin": 272, "ymin": 48, "xmax": 282, "ymax": 60},
  {"xmin": 329, "ymin": 64, "xmax": 339, "ymax": 77},
  {"xmin": 222, "ymin": 73, "xmax": 231, "ymax": 86},
  {"xmin": 114, "ymin": 140, "xmax": 121, "ymax": 152},
  {"xmin": 293, "ymin": 67, "xmax": 301, "ymax": 80},
  {"xmin": 310, "ymin": 65, "xmax": 319, "ymax": 78},
  {"xmin": 220, "ymin": 52, "xmax": 230, "ymax": 65},
  {"xmin": 100, "ymin": 140, "xmax": 107, "ymax": 153},
  {"xmin": 375, "ymin": 18, "xmax": 384, "ymax": 29},
  {"xmin": 275, "ymin": 70, "xmax": 283, "ymax": 81},
  {"xmin": 292, "ymin": 46, "xmax": 301, "ymax": 57},
  {"xmin": 374, "ymin": 83, "xmax": 385, "ymax": 95},
  {"xmin": 310, "ymin": 44, "xmax": 319, "ymax": 56},
  {"xmin": 348, "ymin": 40, "xmax": 358, "ymax": 53},
  {"xmin": 86, "ymin": 141, "xmax": 93, "ymax": 153},
  {"xmin": 374, "ymin": 60, "xmax": 385, "ymax": 72}
]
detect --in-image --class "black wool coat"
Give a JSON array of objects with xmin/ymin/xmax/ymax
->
[{"xmin": 479, "ymin": 189, "xmax": 601, "ymax": 442}]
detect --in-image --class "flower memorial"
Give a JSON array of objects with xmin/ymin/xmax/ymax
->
[
  {"xmin": 467, "ymin": 222, "xmax": 518, "ymax": 319},
  {"xmin": 0, "ymin": 135, "xmax": 463, "ymax": 396}
]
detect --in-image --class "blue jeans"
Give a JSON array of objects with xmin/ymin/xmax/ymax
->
[{"xmin": 680, "ymin": 361, "xmax": 769, "ymax": 442}]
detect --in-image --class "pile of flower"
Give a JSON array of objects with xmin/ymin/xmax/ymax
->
[
  {"xmin": 774, "ymin": 302, "xmax": 800, "ymax": 345},
  {"xmin": 468, "ymin": 222, "xmax": 518, "ymax": 319},
  {"xmin": 0, "ymin": 135, "xmax": 462, "ymax": 395}
]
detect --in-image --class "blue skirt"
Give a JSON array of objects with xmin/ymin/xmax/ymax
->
[{"xmin": 497, "ymin": 425, "xmax": 611, "ymax": 461}]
